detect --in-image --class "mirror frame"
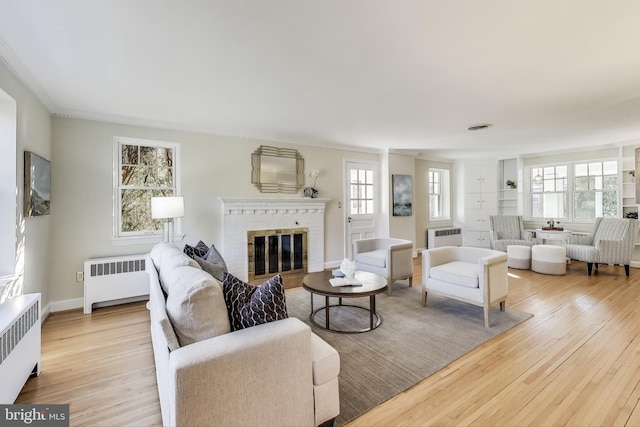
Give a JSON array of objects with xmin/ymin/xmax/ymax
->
[{"xmin": 251, "ymin": 145, "xmax": 304, "ymax": 193}]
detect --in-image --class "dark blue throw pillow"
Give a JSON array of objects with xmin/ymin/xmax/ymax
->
[
  {"xmin": 222, "ymin": 273, "xmax": 288, "ymax": 331},
  {"xmin": 183, "ymin": 240, "xmax": 209, "ymax": 259}
]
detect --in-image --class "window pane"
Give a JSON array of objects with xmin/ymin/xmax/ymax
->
[
  {"xmin": 358, "ymin": 169, "xmax": 366, "ymax": 184},
  {"xmin": 366, "ymin": 170, "xmax": 373, "ymax": 184},
  {"xmin": 140, "ymin": 146, "xmax": 157, "ymax": 165},
  {"xmin": 543, "ymin": 180, "xmax": 555, "ymax": 192},
  {"xmin": 575, "ymin": 164, "xmax": 588, "ymax": 177},
  {"xmin": 604, "ymin": 175, "xmax": 617, "ymax": 190},
  {"xmin": 557, "ymin": 166, "xmax": 567, "ymax": 177},
  {"xmin": 365, "ymin": 184, "xmax": 373, "ymax": 199},
  {"xmin": 365, "ymin": 200, "xmax": 374, "ymax": 214},
  {"xmin": 121, "ymin": 144, "xmax": 138, "ymax": 165},
  {"xmin": 589, "ymin": 162, "xmax": 602, "ymax": 175},
  {"xmin": 350, "ymin": 170, "xmax": 358, "ymax": 183},
  {"xmin": 603, "ymin": 191, "xmax": 618, "ymax": 217},
  {"xmin": 574, "ymin": 192, "xmax": 595, "ymax": 220},
  {"xmin": 593, "ymin": 176, "xmax": 602, "ymax": 190},
  {"xmin": 603, "ymin": 161, "xmax": 617, "ymax": 175},
  {"xmin": 575, "ymin": 176, "xmax": 588, "ymax": 191},
  {"xmin": 542, "ymin": 193, "xmax": 566, "ymax": 218}
]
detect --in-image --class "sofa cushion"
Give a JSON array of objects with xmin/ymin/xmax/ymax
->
[
  {"xmin": 429, "ymin": 261, "xmax": 478, "ymax": 288},
  {"xmin": 222, "ymin": 273, "xmax": 288, "ymax": 331},
  {"xmin": 165, "ymin": 265, "xmax": 230, "ymax": 346},
  {"xmin": 355, "ymin": 249, "xmax": 387, "ymax": 268}
]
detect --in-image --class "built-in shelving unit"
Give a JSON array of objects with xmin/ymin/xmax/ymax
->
[
  {"xmin": 621, "ymin": 146, "xmax": 640, "ymax": 268},
  {"xmin": 498, "ymin": 158, "xmax": 520, "ymax": 215}
]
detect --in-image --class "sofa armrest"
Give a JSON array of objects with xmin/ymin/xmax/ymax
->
[
  {"xmin": 596, "ymin": 239, "xmax": 633, "ymax": 263},
  {"xmin": 478, "ymin": 252, "xmax": 508, "ymax": 266},
  {"xmin": 353, "ymin": 239, "xmax": 379, "ymax": 255},
  {"xmin": 169, "ymin": 317, "xmax": 316, "ymax": 427}
]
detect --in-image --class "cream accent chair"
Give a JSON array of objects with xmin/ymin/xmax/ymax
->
[
  {"xmin": 489, "ymin": 215, "xmax": 534, "ymax": 252},
  {"xmin": 422, "ymin": 246, "xmax": 509, "ymax": 328},
  {"xmin": 564, "ymin": 217, "xmax": 638, "ymax": 276},
  {"xmin": 353, "ymin": 238, "xmax": 413, "ymax": 296}
]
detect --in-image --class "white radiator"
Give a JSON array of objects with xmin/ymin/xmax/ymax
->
[
  {"xmin": 0, "ymin": 293, "xmax": 41, "ymax": 404},
  {"xmin": 84, "ymin": 254, "xmax": 149, "ymax": 314},
  {"xmin": 427, "ymin": 227, "xmax": 463, "ymax": 249}
]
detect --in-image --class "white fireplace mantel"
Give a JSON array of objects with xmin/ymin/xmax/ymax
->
[{"xmin": 219, "ymin": 197, "xmax": 330, "ymax": 281}]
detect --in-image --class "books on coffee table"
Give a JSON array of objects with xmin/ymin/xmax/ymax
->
[{"xmin": 329, "ymin": 277, "xmax": 362, "ymax": 287}]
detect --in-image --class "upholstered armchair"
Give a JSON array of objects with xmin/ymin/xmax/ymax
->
[
  {"xmin": 564, "ymin": 217, "xmax": 638, "ymax": 276},
  {"xmin": 353, "ymin": 238, "xmax": 413, "ymax": 296},
  {"xmin": 489, "ymin": 215, "xmax": 534, "ymax": 252},
  {"xmin": 422, "ymin": 246, "xmax": 509, "ymax": 328}
]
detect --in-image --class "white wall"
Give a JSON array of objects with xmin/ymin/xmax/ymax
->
[
  {"xmin": 49, "ymin": 117, "xmax": 380, "ymax": 306},
  {"xmin": 0, "ymin": 61, "xmax": 52, "ymax": 306}
]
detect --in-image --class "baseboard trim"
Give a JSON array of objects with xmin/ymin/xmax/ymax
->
[{"xmin": 49, "ymin": 297, "xmax": 83, "ymax": 313}]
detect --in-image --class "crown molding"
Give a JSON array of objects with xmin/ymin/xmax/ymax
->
[{"xmin": 0, "ymin": 35, "xmax": 56, "ymax": 112}]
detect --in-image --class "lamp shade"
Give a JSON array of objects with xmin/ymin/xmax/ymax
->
[{"xmin": 151, "ymin": 196, "xmax": 184, "ymax": 219}]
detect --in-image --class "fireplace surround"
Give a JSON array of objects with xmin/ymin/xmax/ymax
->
[{"xmin": 219, "ymin": 197, "xmax": 330, "ymax": 282}]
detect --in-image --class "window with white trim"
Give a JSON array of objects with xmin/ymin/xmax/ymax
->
[
  {"xmin": 429, "ymin": 169, "xmax": 442, "ymax": 219},
  {"xmin": 530, "ymin": 165, "xmax": 568, "ymax": 219},
  {"xmin": 428, "ymin": 168, "xmax": 450, "ymax": 220},
  {"xmin": 114, "ymin": 137, "xmax": 180, "ymax": 239},
  {"xmin": 528, "ymin": 160, "xmax": 618, "ymax": 222},
  {"xmin": 574, "ymin": 161, "xmax": 618, "ymax": 220}
]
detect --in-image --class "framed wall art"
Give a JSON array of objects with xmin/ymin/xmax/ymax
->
[
  {"xmin": 392, "ymin": 174, "xmax": 412, "ymax": 216},
  {"xmin": 24, "ymin": 151, "xmax": 51, "ymax": 217}
]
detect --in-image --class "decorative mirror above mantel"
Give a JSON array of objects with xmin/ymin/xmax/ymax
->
[{"xmin": 251, "ymin": 145, "xmax": 304, "ymax": 193}]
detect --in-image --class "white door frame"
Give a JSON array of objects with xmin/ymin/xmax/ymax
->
[{"xmin": 343, "ymin": 159, "xmax": 380, "ymax": 259}]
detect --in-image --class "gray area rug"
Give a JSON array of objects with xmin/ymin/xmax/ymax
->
[{"xmin": 286, "ymin": 283, "xmax": 533, "ymax": 426}]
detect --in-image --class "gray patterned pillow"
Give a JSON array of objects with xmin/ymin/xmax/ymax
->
[
  {"xmin": 193, "ymin": 254, "xmax": 227, "ymax": 282},
  {"xmin": 222, "ymin": 273, "xmax": 288, "ymax": 331}
]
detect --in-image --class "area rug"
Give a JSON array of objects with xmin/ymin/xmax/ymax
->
[{"xmin": 286, "ymin": 284, "xmax": 533, "ymax": 426}]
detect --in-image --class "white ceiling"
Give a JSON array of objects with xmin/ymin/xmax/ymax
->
[{"xmin": 1, "ymin": 1, "xmax": 640, "ymax": 160}]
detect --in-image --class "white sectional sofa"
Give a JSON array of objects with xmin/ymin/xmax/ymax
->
[{"xmin": 146, "ymin": 242, "xmax": 340, "ymax": 426}]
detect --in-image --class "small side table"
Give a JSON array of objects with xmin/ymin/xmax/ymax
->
[{"xmin": 535, "ymin": 229, "xmax": 572, "ymax": 245}]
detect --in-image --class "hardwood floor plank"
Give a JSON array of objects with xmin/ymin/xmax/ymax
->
[{"xmin": 15, "ymin": 256, "xmax": 640, "ymax": 426}]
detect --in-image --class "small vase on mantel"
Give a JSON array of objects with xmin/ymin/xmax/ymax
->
[{"xmin": 303, "ymin": 187, "xmax": 318, "ymax": 198}]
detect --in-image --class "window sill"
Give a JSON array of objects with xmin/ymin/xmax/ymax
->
[{"xmin": 112, "ymin": 234, "xmax": 185, "ymax": 246}]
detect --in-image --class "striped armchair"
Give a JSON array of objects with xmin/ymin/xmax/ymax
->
[
  {"xmin": 564, "ymin": 217, "xmax": 639, "ymax": 276},
  {"xmin": 489, "ymin": 215, "xmax": 534, "ymax": 252}
]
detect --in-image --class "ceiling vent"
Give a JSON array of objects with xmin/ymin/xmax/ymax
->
[{"xmin": 467, "ymin": 123, "xmax": 493, "ymax": 131}]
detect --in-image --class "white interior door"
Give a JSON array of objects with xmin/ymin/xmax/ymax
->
[{"xmin": 345, "ymin": 161, "xmax": 378, "ymax": 259}]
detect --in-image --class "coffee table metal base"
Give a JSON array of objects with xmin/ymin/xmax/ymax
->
[{"xmin": 309, "ymin": 295, "xmax": 382, "ymax": 334}]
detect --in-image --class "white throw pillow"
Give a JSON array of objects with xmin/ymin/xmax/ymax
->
[
  {"xmin": 151, "ymin": 242, "xmax": 201, "ymax": 294},
  {"xmin": 165, "ymin": 265, "xmax": 231, "ymax": 346}
]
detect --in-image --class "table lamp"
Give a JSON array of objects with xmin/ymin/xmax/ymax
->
[{"xmin": 151, "ymin": 196, "xmax": 184, "ymax": 244}]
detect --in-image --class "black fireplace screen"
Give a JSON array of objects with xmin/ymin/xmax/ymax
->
[{"xmin": 248, "ymin": 229, "xmax": 307, "ymax": 281}]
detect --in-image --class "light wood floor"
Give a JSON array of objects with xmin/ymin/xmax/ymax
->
[{"xmin": 16, "ymin": 257, "xmax": 640, "ymax": 426}]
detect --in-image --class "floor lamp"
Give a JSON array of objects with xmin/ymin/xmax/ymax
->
[{"xmin": 151, "ymin": 196, "xmax": 184, "ymax": 245}]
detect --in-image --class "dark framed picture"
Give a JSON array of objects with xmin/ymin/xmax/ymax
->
[
  {"xmin": 24, "ymin": 151, "xmax": 51, "ymax": 217},
  {"xmin": 392, "ymin": 174, "xmax": 412, "ymax": 216}
]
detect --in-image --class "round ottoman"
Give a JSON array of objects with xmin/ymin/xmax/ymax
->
[
  {"xmin": 507, "ymin": 245, "xmax": 532, "ymax": 269},
  {"xmin": 532, "ymin": 245, "xmax": 566, "ymax": 275}
]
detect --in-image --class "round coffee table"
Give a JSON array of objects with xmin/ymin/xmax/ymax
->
[{"xmin": 302, "ymin": 270, "xmax": 387, "ymax": 333}]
